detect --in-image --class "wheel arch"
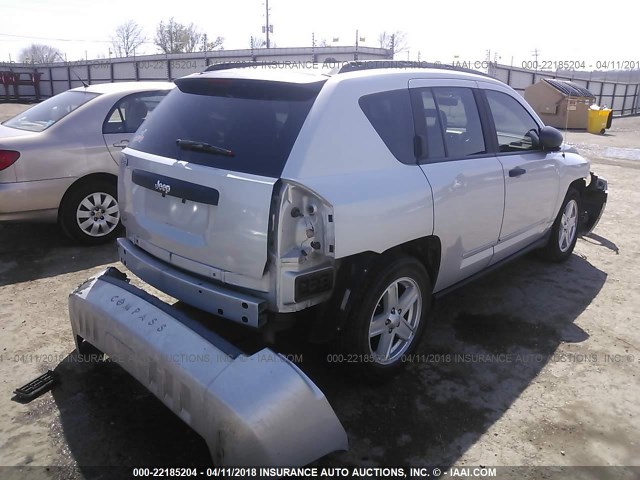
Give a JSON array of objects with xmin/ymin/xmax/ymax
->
[
  {"xmin": 382, "ymin": 236, "xmax": 441, "ymax": 289},
  {"xmin": 57, "ymin": 172, "xmax": 118, "ymax": 221},
  {"xmin": 568, "ymin": 177, "xmax": 586, "ymax": 195},
  {"xmin": 309, "ymin": 235, "xmax": 441, "ymax": 343}
]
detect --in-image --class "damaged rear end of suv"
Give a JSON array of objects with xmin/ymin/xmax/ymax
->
[{"xmin": 69, "ymin": 69, "xmax": 348, "ymax": 467}]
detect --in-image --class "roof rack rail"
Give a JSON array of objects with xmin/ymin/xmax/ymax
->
[{"xmin": 333, "ymin": 60, "xmax": 492, "ymax": 78}]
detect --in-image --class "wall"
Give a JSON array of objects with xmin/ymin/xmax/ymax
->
[
  {"xmin": 0, "ymin": 46, "xmax": 390, "ymax": 101},
  {"xmin": 3, "ymin": 53, "xmax": 639, "ymax": 117}
]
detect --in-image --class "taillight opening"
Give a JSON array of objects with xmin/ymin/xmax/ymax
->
[{"xmin": 0, "ymin": 150, "xmax": 20, "ymax": 171}]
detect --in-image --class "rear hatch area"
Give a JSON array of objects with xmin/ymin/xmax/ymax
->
[{"xmin": 120, "ymin": 72, "xmax": 326, "ymax": 281}]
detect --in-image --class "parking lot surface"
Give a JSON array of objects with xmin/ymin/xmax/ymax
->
[{"xmin": 0, "ymin": 104, "xmax": 638, "ymax": 479}]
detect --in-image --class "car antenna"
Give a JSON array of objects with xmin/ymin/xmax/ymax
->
[
  {"xmin": 56, "ymin": 53, "xmax": 89, "ymax": 88},
  {"xmin": 71, "ymin": 69, "xmax": 89, "ymax": 88},
  {"xmin": 562, "ymin": 97, "xmax": 575, "ymax": 159}
]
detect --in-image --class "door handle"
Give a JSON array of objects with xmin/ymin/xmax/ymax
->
[
  {"xmin": 113, "ymin": 139, "xmax": 130, "ymax": 148},
  {"xmin": 509, "ymin": 167, "xmax": 527, "ymax": 177}
]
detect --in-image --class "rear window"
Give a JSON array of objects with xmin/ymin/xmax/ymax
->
[
  {"xmin": 129, "ymin": 78, "xmax": 325, "ymax": 178},
  {"xmin": 3, "ymin": 91, "xmax": 99, "ymax": 132}
]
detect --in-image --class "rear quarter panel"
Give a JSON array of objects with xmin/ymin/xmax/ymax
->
[{"xmin": 282, "ymin": 76, "xmax": 434, "ymax": 259}]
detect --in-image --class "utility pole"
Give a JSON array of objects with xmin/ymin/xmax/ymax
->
[
  {"xmin": 355, "ymin": 29, "xmax": 359, "ymax": 60},
  {"xmin": 531, "ymin": 48, "xmax": 540, "ymax": 70},
  {"xmin": 265, "ymin": 0, "xmax": 271, "ymax": 49}
]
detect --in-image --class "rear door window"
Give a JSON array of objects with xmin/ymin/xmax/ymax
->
[
  {"xmin": 414, "ymin": 88, "xmax": 446, "ymax": 159},
  {"xmin": 432, "ymin": 87, "xmax": 486, "ymax": 158},
  {"xmin": 129, "ymin": 78, "xmax": 325, "ymax": 178},
  {"xmin": 103, "ymin": 92, "xmax": 169, "ymax": 134}
]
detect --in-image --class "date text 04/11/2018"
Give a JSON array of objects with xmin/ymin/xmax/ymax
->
[
  {"xmin": 521, "ymin": 60, "xmax": 640, "ymax": 70},
  {"xmin": 131, "ymin": 466, "xmax": 497, "ymax": 477}
]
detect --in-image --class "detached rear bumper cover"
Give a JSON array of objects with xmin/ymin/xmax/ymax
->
[{"xmin": 68, "ymin": 268, "xmax": 347, "ymax": 466}]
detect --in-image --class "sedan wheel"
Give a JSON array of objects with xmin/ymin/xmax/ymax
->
[
  {"xmin": 76, "ymin": 192, "xmax": 120, "ymax": 238},
  {"xmin": 60, "ymin": 179, "xmax": 122, "ymax": 245}
]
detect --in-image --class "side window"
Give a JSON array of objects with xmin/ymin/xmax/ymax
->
[
  {"xmin": 485, "ymin": 90, "xmax": 541, "ymax": 152},
  {"xmin": 359, "ymin": 89, "xmax": 416, "ymax": 164},
  {"xmin": 415, "ymin": 88, "xmax": 446, "ymax": 159},
  {"xmin": 432, "ymin": 87, "xmax": 486, "ymax": 158},
  {"xmin": 102, "ymin": 91, "xmax": 169, "ymax": 135}
]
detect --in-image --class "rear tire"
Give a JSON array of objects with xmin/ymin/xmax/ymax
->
[
  {"xmin": 59, "ymin": 179, "xmax": 122, "ymax": 245},
  {"xmin": 339, "ymin": 255, "xmax": 431, "ymax": 383},
  {"xmin": 539, "ymin": 187, "xmax": 580, "ymax": 262}
]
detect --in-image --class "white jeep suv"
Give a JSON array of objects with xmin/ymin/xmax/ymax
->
[{"xmin": 115, "ymin": 61, "xmax": 607, "ymax": 381}]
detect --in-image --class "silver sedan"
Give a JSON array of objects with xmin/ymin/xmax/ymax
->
[{"xmin": 0, "ymin": 81, "xmax": 175, "ymax": 244}]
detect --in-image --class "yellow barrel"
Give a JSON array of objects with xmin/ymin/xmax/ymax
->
[{"xmin": 587, "ymin": 108, "xmax": 612, "ymax": 134}]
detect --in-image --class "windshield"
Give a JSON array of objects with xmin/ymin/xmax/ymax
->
[
  {"xmin": 3, "ymin": 91, "xmax": 99, "ymax": 132},
  {"xmin": 129, "ymin": 77, "xmax": 325, "ymax": 178}
]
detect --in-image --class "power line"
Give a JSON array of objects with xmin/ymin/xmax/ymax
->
[
  {"xmin": 0, "ymin": 32, "xmax": 155, "ymax": 45},
  {"xmin": 0, "ymin": 32, "xmax": 109, "ymax": 43}
]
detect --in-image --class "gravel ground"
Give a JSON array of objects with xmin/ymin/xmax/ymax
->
[{"xmin": 0, "ymin": 104, "xmax": 638, "ymax": 480}]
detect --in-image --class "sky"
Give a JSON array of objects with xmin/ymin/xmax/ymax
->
[{"xmin": 0, "ymin": 0, "xmax": 637, "ymax": 69}]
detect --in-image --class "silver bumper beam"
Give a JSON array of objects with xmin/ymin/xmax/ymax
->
[
  {"xmin": 118, "ymin": 238, "xmax": 266, "ymax": 328},
  {"xmin": 68, "ymin": 268, "xmax": 348, "ymax": 466}
]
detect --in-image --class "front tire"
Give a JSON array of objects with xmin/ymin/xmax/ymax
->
[
  {"xmin": 539, "ymin": 187, "xmax": 580, "ymax": 262},
  {"xmin": 340, "ymin": 256, "xmax": 431, "ymax": 383},
  {"xmin": 59, "ymin": 179, "xmax": 122, "ymax": 245}
]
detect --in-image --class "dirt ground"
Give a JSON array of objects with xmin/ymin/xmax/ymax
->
[{"xmin": 0, "ymin": 104, "xmax": 638, "ymax": 479}]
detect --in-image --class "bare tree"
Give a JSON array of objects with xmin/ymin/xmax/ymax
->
[
  {"xmin": 18, "ymin": 44, "xmax": 62, "ymax": 63},
  {"xmin": 251, "ymin": 36, "xmax": 275, "ymax": 48},
  {"xmin": 200, "ymin": 34, "xmax": 224, "ymax": 52},
  {"xmin": 112, "ymin": 20, "xmax": 145, "ymax": 57},
  {"xmin": 251, "ymin": 36, "xmax": 266, "ymax": 49},
  {"xmin": 154, "ymin": 18, "xmax": 187, "ymax": 54},
  {"xmin": 183, "ymin": 23, "xmax": 203, "ymax": 53},
  {"xmin": 155, "ymin": 19, "xmax": 223, "ymax": 53},
  {"xmin": 378, "ymin": 31, "xmax": 408, "ymax": 56}
]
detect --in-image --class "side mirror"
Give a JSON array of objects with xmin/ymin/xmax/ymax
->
[{"xmin": 539, "ymin": 125, "xmax": 563, "ymax": 150}]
